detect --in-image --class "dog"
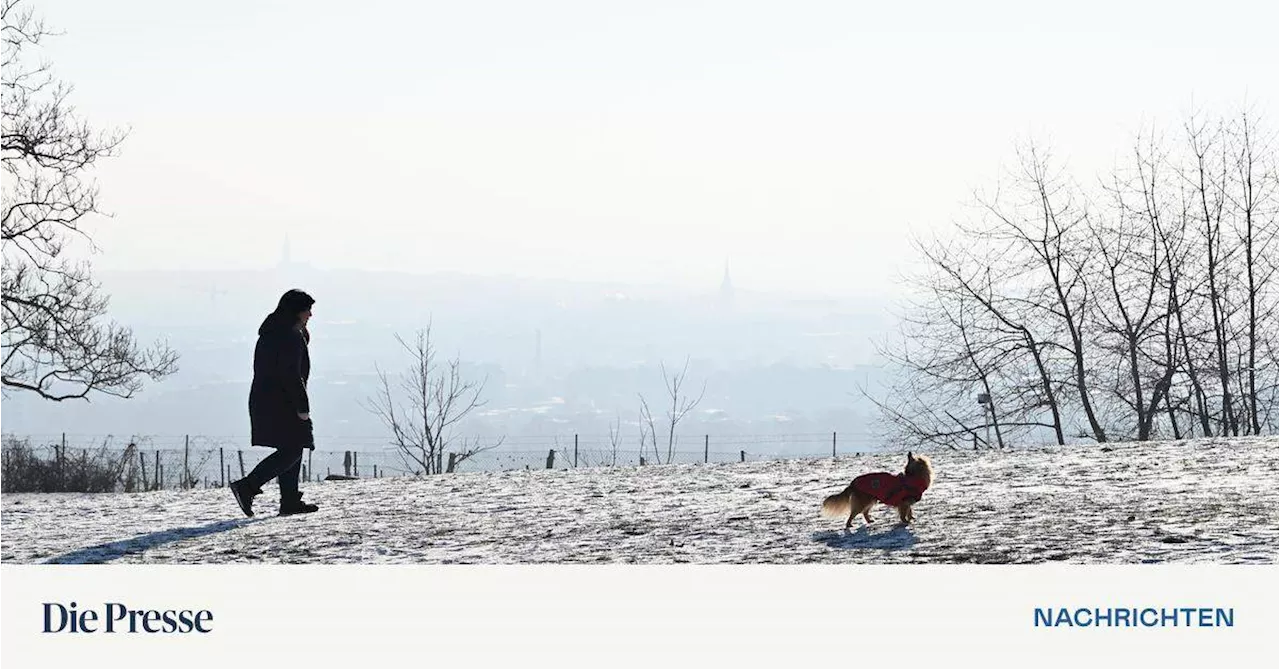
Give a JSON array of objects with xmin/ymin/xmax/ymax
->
[{"xmin": 821, "ymin": 452, "xmax": 933, "ymax": 528}]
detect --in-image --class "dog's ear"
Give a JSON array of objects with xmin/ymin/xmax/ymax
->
[{"xmin": 907, "ymin": 450, "xmax": 914, "ymax": 461}]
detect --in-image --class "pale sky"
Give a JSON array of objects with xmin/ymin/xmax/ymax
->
[{"xmin": 34, "ymin": 0, "xmax": 1280, "ymax": 297}]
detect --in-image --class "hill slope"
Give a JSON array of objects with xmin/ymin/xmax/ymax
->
[{"xmin": 3, "ymin": 437, "xmax": 1276, "ymax": 564}]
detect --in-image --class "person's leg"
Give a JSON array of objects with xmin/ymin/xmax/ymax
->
[
  {"xmin": 242, "ymin": 445, "xmax": 304, "ymax": 492},
  {"xmin": 231, "ymin": 445, "xmax": 304, "ymax": 517},
  {"xmin": 277, "ymin": 452, "xmax": 302, "ymax": 503},
  {"xmin": 277, "ymin": 451, "xmax": 319, "ymax": 515}
]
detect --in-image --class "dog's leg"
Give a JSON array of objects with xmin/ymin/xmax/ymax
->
[
  {"xmin": 897, "ymin": 503, "xmax": 913, "ymax": 524},
  {"xmin": 862, "ymin": 503, "xmax": 875, "ymax": 524},
  {"xmin": 845, "ymin": 504, "xmax": 857, "ymax": 529}
]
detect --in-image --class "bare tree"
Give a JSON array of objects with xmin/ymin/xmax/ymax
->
[
  {"xmin": 1224, "ymin": 108, "xmax": 1279, "ymax": 435},
  {"xmin": 607, "ymin": 411, "xmax": 622, "ymax": 466},
  {"xmin": 1091, "ymin": 129, "xmax": 1179, "ymax": 441},
  {"xmin": 1, "ymin": 0, "xmax": 177, "ymax": 401},
  {"xmin": 875, "ymin": 108, "xmax": 1277, "ymax": 449},
  {"xmin": 868, "ymin": 235, "xmax": 1063, "ymax": 450},
  {"xmin": 1182, "ymin": 113, "xmax": 1238, "ymax": 436},
  {"xmin": 1156, "ymin": 174, "xmax": 1215, "ymax": 437},
  {"xmin": 365, "ymin": 326, "xmax": 501, "ymax": 475},
  {"xmin": 972, "ymin": 143, "xmax": 1109, "ymax": 442},
  {"xmin": 637, "ymin": 397, "xmax": 658, "ymax": 464},
  {"xmin": 637, "ymin": 358, "xmax": 706, "ymax": 464}
]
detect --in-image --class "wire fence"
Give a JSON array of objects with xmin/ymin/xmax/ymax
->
[{"xmin": 1, "ymin": 431, "xmax": 886, "ymax": 493}]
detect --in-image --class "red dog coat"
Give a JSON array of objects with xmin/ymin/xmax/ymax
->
[{"xmin": 852, "ymin": 472, "xmax": 929, "ymax": 507}]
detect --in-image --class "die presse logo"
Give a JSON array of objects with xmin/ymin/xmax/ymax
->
[{"xmin": 42, "ymin": 602, "xmax": 213, "ymax": 634}]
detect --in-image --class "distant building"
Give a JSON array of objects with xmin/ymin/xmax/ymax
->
[
  {"xmin": 719, "ymin": 259, "xmax": 734, "ymax": 307},
  {"xmin": 276, "ymin": 233, "xmax": 313, "ymax": 276}
]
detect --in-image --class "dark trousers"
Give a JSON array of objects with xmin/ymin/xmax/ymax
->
[{"xmin": 242, "ymin": 445, "xmax": 305, "ymax": 501}]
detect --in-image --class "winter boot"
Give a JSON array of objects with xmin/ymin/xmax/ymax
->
[
  {"xmin": 229, "ymin": 479, "xmax": 261, "ymax": 517},
  {"xmin": 279, "ymin": 494, "xmax": 319, "ymax": 516}
]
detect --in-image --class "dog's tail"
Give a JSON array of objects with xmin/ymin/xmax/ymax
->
[{"xmin": 821, "ymin": 482, "xmax": 856, "ymax": 518}]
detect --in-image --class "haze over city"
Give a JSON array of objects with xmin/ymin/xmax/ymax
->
[{"xmin": 4, "ymin": 0, "xmax": 1276, "ymax": 455}]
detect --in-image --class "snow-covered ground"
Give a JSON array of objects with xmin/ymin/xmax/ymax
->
[{"xmin": 3, "ymin": 436, "xmax": 1276, "ymax": 564}]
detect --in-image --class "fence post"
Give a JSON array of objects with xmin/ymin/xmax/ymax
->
[
  {"xmin": 343, "ymin": 451, "xmax": 351, "ymax": 477},
  {"xmin": 545, "ymin": 449, "xmax": 556, "ymax": 469},
  {"xmin": 183, "ymin": 435, "xmax": 190, "ymax": 490},
  {"xmin": 219, "ymin": 448, "xmax": 225, "ymax": 487},
  {"xmin": 226, "ymin": 465, "xmax": 232, "ymax": 486},
  {"xmin": 446, "ymin": 452, "xmax": 457, "ymax": 473},
  {"xmin": 740, "ymin": 450, "xmax": 746, "ymax": 463},
  {"xmin": 59, "ymin": 433, "xmax": 66, "ymax": 490},
  {"xmin": 435, "ymin": 451, "xmax": 442, "ymax": 474},
  {"xmin": 238, "ymin": 450, "xmax": 246, "ymax": 477},
  {"xmin": 124, "ymin": 442, "xmax": 137, "ymax": 492},
  {"xmin": 155, "ymin": 451, "xmax": 162, "ymax": 490},
  {"xmin": 308, "ymin": 451, "xmax": 313, "ymax": 481},
  {"xmin": 574, "ymin": 434, "xmax": 579, "ymax": 468},
  {"xmin": 354, "ymin": 452, "xmax": 360, "ymax": 477},
  {"xmin": 139, "ymin": 451, "xmax": 149, "ymax": 491},
  {"xmin": 832, "ymin": 431, "xmax": 837, "ymax": 458},
  {"xmin": 302, "ymin": 464, "xmax": 308, "ymax": 481},
  {"xmin": 704, "ymin": 435, "xmax": 709, "ymax": 464},
  {"xmin": 639, "ymin": 456, "xmax": 646, "ymax": 466}
]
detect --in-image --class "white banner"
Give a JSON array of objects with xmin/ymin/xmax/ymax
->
[{"xmin": 2, "ymin": 565, "xmax": 1276, "ymax": 668}]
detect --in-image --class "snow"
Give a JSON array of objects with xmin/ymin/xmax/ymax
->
[{"xmin": 2, "ymin": 436, "xmax": 1276, "ymax": 564}]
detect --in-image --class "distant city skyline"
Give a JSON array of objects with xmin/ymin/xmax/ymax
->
[{"xmin": 1, "ymin": 264, "xmax": 895, "ymax": 447}]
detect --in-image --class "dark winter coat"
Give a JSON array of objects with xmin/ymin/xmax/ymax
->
[
  {"xmin": 249, "ymin": 311, "xmax": 314, "ymax": 449},
  {"xmin": 852, "ymin": 472, "xmax": 929, "ymax": 507}
]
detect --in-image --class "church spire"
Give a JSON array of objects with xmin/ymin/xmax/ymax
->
[{"xmin": 719, "ymin": 258, "xmax": 734, "ymax": 306}]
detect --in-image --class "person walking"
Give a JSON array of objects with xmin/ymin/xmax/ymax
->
[{"xmin": 230, "ymin": 289, "xmax": 320, "ymax": 517}]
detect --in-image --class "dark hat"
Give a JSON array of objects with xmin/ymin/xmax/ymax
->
[{"xmin": 275, "ymin": 289, "xmax": 315, "ymax": 315}]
